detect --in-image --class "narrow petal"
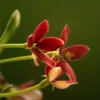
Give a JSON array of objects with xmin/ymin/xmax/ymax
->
[
  {"xmin": 60, "ymin": 58, "xmax": 76, "ymax": 81},
  {"xmin": 27, "ymin": 34, "xmax": 33, "ymax": 48},
  {"xmin": 37, "ymin": 37, "xmax": 64, "ymax": 51},
  {"xmin": 45, "ymin": 65, "xmax": 52, "ymax": 76},
  {"xmin": 32, "ymin": 49, "xmax": 55, "ymax": 67},
  {"xmin": 62, "ymin": 45, "xmax": 90, "ymax": 60},
  {"xmin": 45, "ymin": 56, "xmax": 57, "ymax": 76},
  {"xmin": 51, "ymin": 80, "xmax": 77, "ymax": 89},
  {"xmin": 32, "ymin": 20, "xmax": 49, "ymax": 43},
  {"xmin": 32, "ymin": 53, "xmax": 39, "ymax": 66},
  {"xmin": 55, "ymin": 61, "xmax": 64, "ymax": 78},
  {"xmin": 48, "ymin": 67, "xmax": 62, "ymax": 82},
  {"xmin": 60, "ymin": 25, "xmax": 70, "ymax": 50}
]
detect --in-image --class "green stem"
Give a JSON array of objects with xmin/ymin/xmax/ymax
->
[
  {"xmin": 0, "ymin": 55, "xmax": 33, "ymax": 64},
  {"xmin": 0, "ymin": 43, "xmax": 27, "ymax": 49},
  {"xmin": 0, "ymin": 79, "xmax": 49, "ymax": 97},
  {"xmin": 0, "ymin": 51, "xmax": 58, "ymax": 64}
]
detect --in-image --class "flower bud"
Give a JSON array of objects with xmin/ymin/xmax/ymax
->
[
  {"xmin": 6, "ymin": 10, "xmax": 20, "ymax": 31},
  {"xmin": 0, "ymin": 10, "xmax": 21, "ymax": 53}
]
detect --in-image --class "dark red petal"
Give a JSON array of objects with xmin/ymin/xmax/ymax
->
[
  {"xmin": 18, "ymin": 81, "xmax": 33, "ymax": 90},
  {"xmin": 37, "ymin": 37, "xmax": 64, "ymax": 51},
  {"xmin": 56, "ymin": 61, "xmax": 62, "ymax": 67},
  {"xmin": 27, "ymin": 34, "xmax": 34, "ymax": 47},
  {"xmin": 45, "ymin": 56, "xmax": 57, "ymax": 76},
  {"xmin": 32, "ymin": 49, "xmax": 55, "ymax": 67},
  {"xmin": 55, "ymin": 61, "xmax": 64, "ymax": 78},
  {"xmin": 60, "ymin": 58, "xmax": 76, "ymax": 81},
  {"xmin": 45, "ymin": 65, "xmax": 52, "ymax": 76},
  {"xmin": 32, "ymin": 20, "xmax": 49, "ymax": 43},
  {"xmin": 60, "ymin": 25, "xmax": 70, "ymax": 50},
  {"xmin": 62, "ymin": 45, "xmax": 90, "ymax": 60}
]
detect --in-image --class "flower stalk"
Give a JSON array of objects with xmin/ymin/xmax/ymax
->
[
  {"xmin": 0, "ymin": 79, "xmax": 49, "ymax": 98},
  {"xmin": 0, "ymin": 55, "xmax": 33, "ymax": 64},
  {"xmin": 0, "ymin": 51, "xmax": 59, "ymax": 64},
  {"xmin": 0, "ymin": 43, "xmax": 27, "ymax": 49}
]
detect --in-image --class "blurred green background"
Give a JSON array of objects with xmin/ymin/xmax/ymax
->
[{"xmin": 0, "ymin": 0, "xmax": 100, "ymax": 100}]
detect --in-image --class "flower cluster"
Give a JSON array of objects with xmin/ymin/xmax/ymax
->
[
  {"xmin": 0, "ymin": 10, "xmax": 90, "ymax": 98},
  {"xmin": 27, "ymin": 20, "xmax": 90, "ymax": 89}
]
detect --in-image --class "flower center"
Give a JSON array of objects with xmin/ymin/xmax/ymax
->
[
  {"xmin": 65, "ymin": 52, "xmax": 75, "ymax": 61},
  {"xmin": 32, "ymin": 43, "xmax": 37, "ymax": 49}
]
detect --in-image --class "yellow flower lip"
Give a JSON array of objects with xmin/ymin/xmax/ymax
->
[{"xmin": 48, "ymin": 67, "xmax": 62, "ymax": 82}]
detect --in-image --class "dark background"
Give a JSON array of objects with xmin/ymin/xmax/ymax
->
[{"xmin": 0, "ymin": 0, "xmax": 100, "ymax": 100}]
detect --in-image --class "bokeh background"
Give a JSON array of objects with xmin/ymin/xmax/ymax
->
[{"xmin": 0, "ymin": 0, "xmax": 100, "ymax": 100}]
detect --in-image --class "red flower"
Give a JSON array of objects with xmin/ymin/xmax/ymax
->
[
  {"xmin": 59, "ymin": 24, "xmax": 90, "ymax": 61},
  {"xmin": 45, "ymin": 57, "xmax": 77, "ymax": 89},
  {"xmin": 27, "ymin": 20, "xmax": 64, "ymax": 67},
  {"xmin": 45, "ymin": 25, "xmax": 90, "ymax": 89}
]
